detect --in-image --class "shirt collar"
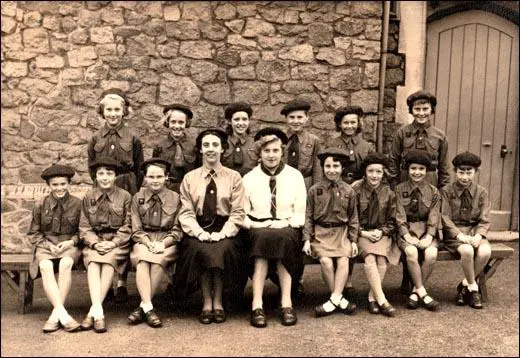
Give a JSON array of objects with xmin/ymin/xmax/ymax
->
[
  {"xmin": 101, "ymin": 122, "xmax": 126, "ymax": 138},
  {"xmin": 286, "ymin": 130, "xmax": 305, "ymax": 142},
  {"xmin": 201, "ymin": 163, "xmax": 223, "ymax": 178},
  {"xmin": 48, "ymin": 192, "xmax": 70, "ymax": 209},
  {"xmin": 341, "ymin": 133, "xmax": 359, "ymax": 145},
  {"xmin": 408, "ymin": 180, "xmax": 429, "ymax": 195},
  {"xmin": 454, "ymin": 181, "xmax": 476, "ymax": 198},
  {"xmin": 144, "ymin": 187, "xmax": 167, "ymax": 203},
  {"xmin": 94, "ymin": 186, "xmax": 116, "ymax": 201},
  {"xmin": 361, "ymin": 178, "xmax": 382, "ymax": 194},
  {"xmin": 229, "ymin": 134, "xmax": 247, "ymax": 146},
  {"xmin": 166, "ymin": 132, "xmax": 187, "ymax": 148},
  {"xmin": 411, "ymin": 120, "xmax": 432, "ymax": 132}
]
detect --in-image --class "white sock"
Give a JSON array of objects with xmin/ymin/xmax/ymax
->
[
  {"xmin": 416, "ymin": 286, "xmax": 427, "ymax": 298},
  {"xmin": 117, "ymin": 280, "xmax": 126, "ymax": 288},
  {"xmin": 55, "ymin": 306, "xmax": 70, "ymax": 324},
  {"xmin": 467, "ymin": 282, "xmax": 479, "ymax": 292},
  {"xmin": 140, "ymin": 301, "xmax": 153, "ymax": 313},
  {"xmin": 368, "ymin": 290, "xmax": 376, "ymax": 302},
  {"xmin": 330, "ymin": 293, "xmax": 342, "ymax": 306},
  {"xmin": 462, "ymin": 279, "xmax": 469, "ymax": 287},
  {"xmin": 49, "ymin": 308, "xmax": 59, "ymax": 322},
  {"xmin": 92, "ymin": 304, "xmax": 104, "ymax": 320},
  {"xmin": 338, "ymin": 297, "xmax": 350, "ymax": 310},
  {"xmin": 322, "ymin": 299, "xmax": 336, "ymax": 313}
]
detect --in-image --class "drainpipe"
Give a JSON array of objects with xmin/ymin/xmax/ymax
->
[{"xmin": 377, "ymin": 1, "xmax": 391, "ymax": 153}]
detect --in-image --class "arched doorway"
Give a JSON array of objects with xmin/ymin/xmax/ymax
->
[{"xmin": 425, "ymin": 9, "xmax": 519, "ymax": 230}]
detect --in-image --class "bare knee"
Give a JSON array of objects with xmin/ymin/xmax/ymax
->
[
  {"xmin": 336, "ymin": 257, "xmax": 348, "ymax": 270},
  {"xmin": 39, "ymin": 260, "xmax": 54, "ymax": 272},
  {"xmin": 364, "ymin": 254, "xmax": 377, "ymax": 267},
  {"xmin": 319, "ymin": 257, "xmax": 334, "ymax": 270},
  {"xmin": 424, "ymin": 247, "xmax": 438, "ymax": 263},
  {"xmin": 477, "ymin": 241, "xmax": 492, "ymax": 259},
  {"xmin": 59, "ymin": 257, "xmax": 74, "ymax": 271},
  {"xmin": 376, "ymin": 256, "xmax": 388, "ymax": 269},
  {"xmin": 458, "ymin": 244, "xmax": 474, "ymax": 259},
  {"xmin": 404, "ymin": 247, "xmax": 419, "ymax": 263}
]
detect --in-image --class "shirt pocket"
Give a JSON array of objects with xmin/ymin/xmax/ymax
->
[
  {"xmin": 93, "ymin": 138, "xmax": 107, "ymax": 153},
  {"xmin": 64, "ymin": 211, "xmax": 80, "ymax": 231},
  {"xmin": 110, "ymin": 205, "xmax": 125, "ymax": 227}
]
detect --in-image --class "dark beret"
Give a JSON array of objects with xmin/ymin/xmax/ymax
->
[
  {"xmin": 280, "ymin": 100, "xmax": 311, "ymax": 116},
  {"xmin": 224, "ymin": 102, "xmax": 253, "ymax": 120},
  {"xmin": 254, "ymin": 127, "xmax": 289, "ymax": 145},
  {"xmin": 406, "ymin": 90, "xmax": 437, "ymax": 109},
  {"xmin": 195, "ymin": 128, "xmax": 229, "ymax": 149},
  {"xmin": 41, "ymin": 164, "xmax": 75, "ymax": 181},
  {"xmin": 334, "ymin": 106, "xmax": 364, "ymax": 124},
  {"xmin": 141, "ymin": 157, "xmax": 171, "ymax": 174},
  {"xmin": 163, "ymin": 103, "xmax": 193, "ymax": 119},
  {"xmin": 100, "ymin": 88, "xmax": 129, "ymax": 107},
  {"xmin": 317, "ymin": 147, "xmax": 351, "ymax": 163},
  {"xmin": 360, "ymin": 152, "xmax": 389, "ymax": 173},
  {"xmin": 452, "ymin": 151, "xmax": 481, "ymax": 168},
  {"xmin": 89, "ymin": 156, "xmax": 122, "ymax": 175},
  {"xmin": 404, "ymin": 149, "xmax": 433, "ymax": 170}
]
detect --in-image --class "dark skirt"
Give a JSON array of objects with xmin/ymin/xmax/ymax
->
[{"xmin": 249, "ymin": 227, "xmax": 304, "ymax": 282}]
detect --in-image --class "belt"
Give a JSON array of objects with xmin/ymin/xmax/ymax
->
[
  {"xmin": 316, "ymin": 222, "xmax": 345, "ymax": 228},
  {"xmin": 248, "ymin": 214, "xmax": 273, "ymax": 222},
  {"xmin": 196, "ymin": 215, "xmax": 228, "ymax": 233},
  {"xmin": 407, "ymin": 217, "xmax": 424, "ymax": 223},
  {"xmin": 95, "ymin": 227, "xmax": 118, "ymax": 234},
  {"xmin": 143, "ymin": 226, "xmax": 165, "ymax": 232}
]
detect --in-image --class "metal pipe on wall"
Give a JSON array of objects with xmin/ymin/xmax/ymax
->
[{"xmin": 377, "ymin": 1, "xmax": 391, "ymax": 152}]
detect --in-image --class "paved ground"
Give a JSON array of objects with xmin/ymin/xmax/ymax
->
[{"xmin": 1, "ymin": 242, "xmax": 518, "ymax": 357}]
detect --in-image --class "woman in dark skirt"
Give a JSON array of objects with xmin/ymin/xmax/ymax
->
[
  {"xmin": 152, "ymin": 104, "xmax": 197, "ymax": 193},
  {"xmin": 242, "ymin": 127, "xmax": 307, "ymax": 328},
  {"xmin": 79, "ymin": 157, "xmax": 132, "ymax": 333},
  {"xmin": 175, "ymin": 128, "xmax": 245, "ymax": 324}
]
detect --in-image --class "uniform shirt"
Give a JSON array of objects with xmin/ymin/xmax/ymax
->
[
  {"xmin": 352, "ymin": 179, "xmax": 396, "ymax": 237},
  {"xmin": 131, "ymin": 186, "xmax": 183, "ymax": 247},
  {"xmin": 88, "ymin": 122, "xmax": 144, "ymax": 186},
  {"xmin": 329, "ymin": 133, "xmax": 375, "ymax": 184},
  {"xmin": 388, "ymin": 120, "xmax": 450, "ymax": 188},
  {"xmin": 441, "ymin": 181, "xmax": 491, "ymax": 239},
  {"xmin": 79, "ymin": 186, "xmax": 132, "ymax": 248},
  {"xmin": 178, "ymin": 163, "xmax": 245, "ymax": 238},
  {"xmin": 242, "ymin": 164, "xmax": 307, "ymax": 229},
  {"xmin": 222, "ymin": 134, "xmax": 258, "ymax": 177},
  {"xmin": 284, "ymin": 130, "xmax": 323, "ymax": 187},
  {"xmin": 395, "ymin": 180, "xmax": 441, "ymax": 237},
  {"xmin": 152, "ymin": 133, "xmax": 197, "ymax": 184},
  {"xmin": 303, "ymin": 179, "xmax": 359, "ymax": 243},
  {"xmin": 28, "ymin": 192, "xmax": 82, "ymax": 249}
]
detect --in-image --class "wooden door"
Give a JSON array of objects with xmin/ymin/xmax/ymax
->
[{"xmin": 425, "ymin": 10, "xmax": 519, "ymax": 230}]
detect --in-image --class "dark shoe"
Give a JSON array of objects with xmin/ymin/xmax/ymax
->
[
  {"xmin": 128, "ymin": 307, "xmax": 144, "ymax": 325},
  {"xmin": 114, "ymin": 286, "xmax": 129, "ymax": 304},
  {"xmin": 80, "ymin": 315, "xmax": 94, "ymax": 331},
  {"xmin": 280, "ymin": 307, "xmax": 297, "ymax": 326},
  {"xmin": 314, "ymin": 300, "xmax": 337, "ymax": 318},
  {"xmin": 93, "ymin": 318, "xmax": 107, "ymax": 333},
  {"xmin": 145, "ymin": 310, "xmax": 163, "ymax": 327},
  {"xmin": 407, "ymin": 293, "xmax": 420, "ymax": 309},
  {"xmin": 250, "ymin": 308, "xmax": 267, "ymax": 328},
  {"xmin": 42, "ymin": 319, "xmax": 61, "ymax": 333},
  {"xmin": 379, "ymin": 302, "xmax": 397, "ymax": 317},
  {"xmin": 368, "ymin": 301, "xmax": 380, "ymax": 314},
  {"xmin": 343, "ymin": 286, "xmax": 355, "ymax": 299},
  {"xmin": 296, "ymin": 282, "xmax": 305, "ymax": 297},
  {"xmin": 456, "ymin": 283, "xmax": 469, "ymax": 306},
  {"xmin": 61, "ymin": 318, "xmax": 81, "ymax": 332},
  {"xmin": 213, "ymin": 309, "xmax": 226, "ymax": 324},
  {"xmin": 420, "ymin": 295, "xmax": 440, "ymax": 311},
  {"xmin": 467, "ymin": 291, "xmax": 483, "ymax": 309},
  {"xmin": 103, "ymin": 288, "xmax": 115, "ymax": 303},
  {"xmin": 199, "ymin": 310, "xmax": 213, "ymax": 324},
  {"xmin": 340, "ymin": 301, "xmax": 357, "ymax": 315}
]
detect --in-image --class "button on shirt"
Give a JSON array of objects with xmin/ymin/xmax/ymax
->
[
  {"xmin": 79, "ymin": 186, "xmax": 132, "ymax": 249},
  {"xmin": 28, "ymin": 193, "xmax": 82, "ymax": 249},
  {"xmin": 178, "ymin": 164, "xmax": 245, "ymax": 238},
  {"xmin": 284, "ymin": 130, "xmax": 323, "ymax": 187},
  {"xmin": 302, "ymin": 179, "xmax": 359, "ymax": 243},
  {"xmin": 329, "ymin": 134, "xmax": 375, "ymax": 184},
  {"xmin": 441, "ymin": 182, "xmax": 491, "ymax": 239},
  {"xmin": 395, "ymin": 180, "xmax": 440, "ymax": 237},
  {"xmin": 131, "ymin": 187, "xmax": 183, "ymax": 246}
]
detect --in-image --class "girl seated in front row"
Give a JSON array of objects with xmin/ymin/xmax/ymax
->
[{"xmin": 303, "ymin": 147, "xmax": 358, "ymax": 318}]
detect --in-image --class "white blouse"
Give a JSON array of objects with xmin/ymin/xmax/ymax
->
[{"xmin": 242, "ymin": 164, "xmax": 307, "ymax": 229}]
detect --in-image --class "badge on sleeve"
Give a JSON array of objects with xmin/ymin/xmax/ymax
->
[
  {"xmin": 317, "ymin": 188, "xmax": 323, "ymax": 196},
  {"xmin": 403, "ymin": 192, "xmax": 409, "ymax": 198},
  {"xmin": 139, "ymin": 198, "xmax": 145, "ymax": 205}
]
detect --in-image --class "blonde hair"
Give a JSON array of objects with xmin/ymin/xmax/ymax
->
[{"xmin": 254, "ymin": 134, "xmax": 284, "ymax": 158}]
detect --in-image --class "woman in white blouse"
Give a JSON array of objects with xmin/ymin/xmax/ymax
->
[{"xmin": 242, "ymin": 127, "xmax": 307, "ymax": 328}]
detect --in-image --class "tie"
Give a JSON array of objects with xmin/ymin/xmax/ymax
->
[
  {"xmin": 52, "ymin": 200, "xmax": 65, "ymax": 234},
  {"xmin": 366, "ymin": 189, "xmax": 380, "ymax": 229},
  {"xmin": 416, "ymin": 129, "xmax": 427, "ymax": 149},
  {"xmin": 409, "ymin": 188, "xmax": 420, "ymax": 213},
  {"xmin": 270, "ymin": 176, "xmax": 277, "ymax": 219},
  {"xmin": 287, "ymin": 134, "xmax": 299, "ymax": 168},
  {"xmin": 202, "ymin": 169, "xmax": 217, "ymax": 222},
  {"xmin": 329, "ymin": 183, "xmax": 342, "ymax": 214},
  {"xmin": 173, "ymin": 141, "xmax": 185, "ymax": 168},
  {"xmin": 460, "ymin": 188, "xmax": 472, "ymax": 221},
  {"xmin": 97, "ymin": 193, "xmax": 110, "ymax": 226},
  {"xmin": 233, "ymin": 143, "xmax": 244, "ymax": 166},
  {"xmin": 149, "ymin": 194, "xmax": 162, "ymax": 228}
]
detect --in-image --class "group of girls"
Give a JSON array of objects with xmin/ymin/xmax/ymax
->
[{"xmin": 28, "ymin": 89, "xmax": 492, "ymax": 334}]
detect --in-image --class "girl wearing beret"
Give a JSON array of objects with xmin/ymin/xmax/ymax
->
[
  {"xmin": 153, "ymin": 104, "xmax": 197, "ymax": 194},
  {"xmin": 352, "ymin": 153, "xmax": 400, "ymax": 316},
  {"xmin": 88, "ymin": 88, "xmax": 144, "ymax": 302},
  {"xmin": 302, "ymin": 148, "xmax": 359, "ymax": 318},
  {"xmin": 175, "ymin": 129, "xmax": 246, "ymax": 324},
  {"xmin": 243, "ymin": 127, "xmax": 307, "ymax": 328},
  {"xmin": 127, "ymin": 158, "xmax": 183, "ymax": 327},
  {"xmin": 395, "ymin": 149, "xmax": 441, "ymax": 311},
  {"xmin": 222, "ymin": 102, "xmax": 258, "ymax": 177},
  {"xmin": 441, "ymin": 152, "xmax": 491, "ymax": 309},
  {"xmin": 79, "ymin": 157, "xmax": 132, "ymax": 333},
  {"xmin": 28, "ymin": 164, "xmax": 82, "ymax": 333}
]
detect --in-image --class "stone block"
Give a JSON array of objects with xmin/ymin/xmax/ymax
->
[
  {"xmin": 113, "ymin": 26, "xmax": 141, "ymax": 38},
  {"xmin": 296, "ymin": 92, "xmax": 323, "ymax": 112},
  {"xmin": 159, "ymin": 73, "xmax": 201, "ymax": 106},
  {"xmin": 182, "ymin": 2, "xmax": 211, "ymax": 21},
  {"xmin": 203, "ymin": 83, "xmax": 232, "ymax": 105},
  {"xmin": 100, "ymin": 80, "xmax": 130, "ymax": 92},
  {"xmin": 189, "ymin": 61, "xmax": 219, "ymax": 83},
  {"xmin": 1, "ymin": 61, "xmax": 28, "ymax": 77},
  {"xmin": 363, "ymin": 62, "xmax": 380, "ymax": 88},
  {"xmin": 23, "ymin": 11, "xmax": 41, "ymax": 27},
  {"xmin": 1, "ymin": 109, "xmax": 20, "ymax": 135},
  {"xmin": 351, "ymin": 89, "xmax": 379, "ymax": 112},
  {"xmin": 69, "ymin": 28, "xmax": 89, "ymax": 44},
  {"xmin": 225, "ymin": 19, "xmax": 244, "ymax": 34},
  {"xmin": 27, "ymin": 149, "xmax": 60, "ymax": 166},
  {"xmin": 262, "ymin": 51, "xmax": 277, "ymax": 61},
  {"xmin": 42, "ymin": 15, "xmax": 60, "ymax": 31},
  {"xmin": 308, "ymin": 23, "xmax": 333, "ymax": 46},
  {"xmin": 258, "ymin": 7, "xmax": 284, "ymax": 23},
  {"xmin": 254, "ymin": 103, "xmax": 285, "ymax": 123},
  {"xmin": 169, "ymin": 57, "xmax": 192, "ymax": 75},
  {"xmin": 333, "ymin": 36, "xmax": 352, "ymax": 50},
  {"xmin": 2, "ymin": 151, "xmax": 26, "ymax": 168},
  {"xmin": 200, "ymin": 21, "xmax": 228, "ymax": 41},
  {"xmin": 110, "ymin": 68, "xmax": 137, "ymax": 82},
  {"xmin": 68, "ymin": 46, "xmax": 98, "ymax": 67},
  {"xmin": 78, "ymin": 9, "xmax": 101, "ymax": 27},
  {"xmin": 277, "ymin": 24, "xmax": 308, "ymax": 36},
  {"xmin": 215, "ymin": 3, "xmax": 236, "ymax": 20},
  {"xmin": 325, "ymin": 92, "xmax": 350, "ymax": 111},
  {"xmin": 37, "ymin": 123, "xmax": 71, "ymax": 143},
  {"xmin": 128, "ymin": 85, "xmax": 157, "ymax": 104},
  {"xmin": 2, "ymin": 32, "xmax": 22, "ymax": 51},
  {"xmin": 1, "ymin": 1, "xmax": 17, "ymax": 17},
  {"xmin": 233, "ymin": 81, "xmax": 269, "ymax": 104},
  {"xmin": 179, "ymin": 41, "xmax": 213, "ymax": 59},
  {"xmin": 150, "ymin": 58, "xmax": 170, "ymax": 72},
  {"xmin": 278, "ymin": 44, "xmax": 314, "ymax": 63},
  {"xmin": 126, "ymin": 34, "xmax": 156, "ymax": 56},
  {"xmin": 316, "ymin": 47, "xmax": 346, "ymax": 66},
  {"xmin": 283, "ymin": 10, "xmax": 299, "ymax": 24},
  {"xmin": 297, "ymin": 64, "xmax": 329, "ymax": 81},
  {"xmin": 240, "ymin": 51, "xmax": 260, "ymax": 65},
  {"xmin": 1, "ymin": 15, "xmax": 17, "ymax": 34},
  {"xmin": 336, "ymin": 2, "xmax": 350, "ymax": 15},
  {"xmin": 60, "ymin": 16, "xmax": 77, "ymax": 33},
  {"xmin": 85, "ymin": 62, "xmax": 109, "ymax": 81},
  {"xmin": 300, "ymin": 11, "xmax": 343, "ymax": 24},
  {"xmin": 282, "ymin": 80, "xmax": 314, "ymax": 94},
  {"xmin": 164, "ymin": 5, "xmax": 180, "ymax": 21},
  {"xmin": 101, "ymin": 7, "xmax": 124, "ymax": 26},
  {"xmin": 256, "ymin": 60, "xmax": 290, "ymax": 82},
  {"xmin": 385, "ymin": 68, "xmax": 404, "ymax": 86},
  {"xmin": 236, "ymin": 4, "xmax": 256, "ymax": 18},
  {"xmin": 350, "ymin": 1, "xmax": 382, "ymax": 18},
  {"xmin": 22, "ymin": 28, "xmax": 49, "ymax": 53},
  {"xmin": 125, "ymin": 11, "xmax": 147, "ymax": 26},
  {"xmin": 243, "ymin": 18, "xmax": 276, "ymax": 38},
  {"xmin": 334, "ymin": 18, "xmax": 365, "ymax": 36},
  {"xmin": 384, "ymin": 89, "xmax": 396, "ymax": 107},
  {"xmin": 365, "ymin": 19, "xmax": 382, "ymax": 41},
  {"xmin": 165, "ymin": 20, "xmax": 199, "ymax": 40},
  {"xmin": 137, "ymin": 70, "xmax": 160, "ymax": 85},
  {"xmin": 227, "ymin": 34, "xmax": 257, "ymax": 48},
  {"xmin": 17, "ymin": 78, "xmax": 53, "ymax": 97},
  {"xmin": 0, "ymin": 89, "xmax": 30, "ymax": 107},
  {"xmin": 330, "ymin": 67, "xmax": 362, "ymax": 90},
  {"xmin": 135, "ymin": 1, "xmax": 163, "ymax": 19},
  {"xmin": 35, "ymin": 54, "xmax": 64, "ymax": 68},
  {"xmin": 311, "ymin": 112, "xmax": 335, "ymax": 130},
  {"xmin": 96, "ymin": 44, "xmax": 117, "ymax": 56},
  {"xmin": 157, "ymin": 41, "xmax": 178, "ymax": 58},
  {"xmin": 90, "ymin": 26, "xmax": 114, "ymax": 44},
  {"xmin": 270, "ymin": 92, "xmax": 294, "ymax": 105},
  {"xmin": 228, "ymin": 65, "xmax": 256, "ymax": 80},
  {"xmin": 257, "ymin": 35, "xmax": 288, "ymax": 50},
  {"xmin": 352, "ymin": 39, "xmax": 380, "ymax": 60},
  {"xmin": 62, "ymin": 68, "xmax": 84, "ymax": 86},
  {"xmin": 143, "ymin": 18, "xmax": 165, "ymax": 37}
]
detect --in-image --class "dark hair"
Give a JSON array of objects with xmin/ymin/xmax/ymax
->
[
  {"xmin": 335, "ymin": 114, "xmax": 363, "ymax": 134},
  {"xmin": 195, "ymin": 130, "xmax": 229, "ymax": 167},
  {"xmin": 318, "ymin": 154, "xmax": 347, "ymax": 169}
]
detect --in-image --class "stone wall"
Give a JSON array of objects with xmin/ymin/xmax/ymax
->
[{"xmin": 1, "ymin": 1, "xmax": 403, "ymax": 252}]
